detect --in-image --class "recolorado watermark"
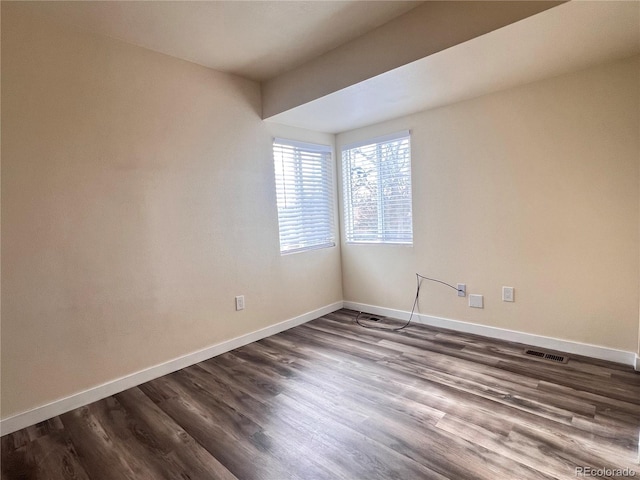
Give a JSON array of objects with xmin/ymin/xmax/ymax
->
[{"xmin": 575, "ymin": 467, "xmax": 636, "ymax": 477}]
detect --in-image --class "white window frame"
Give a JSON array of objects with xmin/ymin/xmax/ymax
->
[
  {"xmin": 273, "ymin": 138, "xmax": 335, "ymax": 254},
  {"xmin": 341, "ymin": 131, "xmax": 413, "ymax": 245}
]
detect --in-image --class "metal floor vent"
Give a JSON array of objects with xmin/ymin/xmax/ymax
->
[{"xmin": 524, "ymin": 349, "xmax": 569, "ymax": 364}]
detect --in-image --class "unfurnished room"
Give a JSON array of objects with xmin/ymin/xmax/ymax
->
[{"xmin": 1, "ymin": 1, "xmax": 639, "ymax": 479}]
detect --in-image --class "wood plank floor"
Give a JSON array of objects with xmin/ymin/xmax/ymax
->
[{"xmin": 3, "ymin": 309, "xmax": 639, "ymax": 479}]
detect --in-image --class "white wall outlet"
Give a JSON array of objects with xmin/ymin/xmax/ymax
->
[
  {"xmin": 502, "ymin": 286, "xmax": 515, "ymax": 302},
  {"xmin": 457, "ymin": 284, "xmax": 466, "ymax": 297},
  {"xmin": 469, "ymin": 294, "xmax": 484, "ymax": 308},
  {"xmin": 235, "ymin": 295, "xmax": 245, "ymax": 311}
]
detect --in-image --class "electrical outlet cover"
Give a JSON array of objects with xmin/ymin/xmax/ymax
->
[
  {"xmin": 235, "ymin": 295, "xmax": 245, "ymax": 311},
  {"xmin": 502, "ymin": 286, "xmax": 515, "ymax": 302},
  {"xmin": 469, "ymin": 294, "xmax": 484, "ymax": 308}
]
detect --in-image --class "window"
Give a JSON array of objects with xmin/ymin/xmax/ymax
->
[
  {"xmin": 341, "ymin": 131, "xmax": 413, "ymax": 244},
  {"xmin": 273, "ymin": 138, "xmax": 335, "ymax": 254}
]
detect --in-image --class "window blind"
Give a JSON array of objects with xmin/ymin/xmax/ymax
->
[
  {"xmin": 342, "ymin": 131, "xmax": 413, "ymax": 244},
  {"xmin": 273, "ymin": 138, "xmax": 335, "ymax": 254}
]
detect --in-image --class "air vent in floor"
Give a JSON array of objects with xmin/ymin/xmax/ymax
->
[{"xmin": 524, "ymin": 349, "xmax": 568, "ymax": 363}]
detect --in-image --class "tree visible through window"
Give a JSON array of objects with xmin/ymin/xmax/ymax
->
[
  {"xmin": 342, "ymin": 131, "xmax": 413, "ymax": 244},
  {"xmin": 273, "ymin": 138, "xmax": 335, "ymax": 254}
]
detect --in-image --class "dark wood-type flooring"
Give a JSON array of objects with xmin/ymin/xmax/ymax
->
[{"xmin": 3, "ymin": 309, "xmax": 640, "ymax": 479}]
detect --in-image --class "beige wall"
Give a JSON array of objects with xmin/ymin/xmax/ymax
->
[
  {"xmin": 337, "ymin": 56, "xmax": 640, "ymax": 353},
  {"xmin": 1, "ymin": 6, "xmax": 342, "ymax": 419}
]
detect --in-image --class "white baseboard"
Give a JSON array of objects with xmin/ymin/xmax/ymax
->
[
  {"xmin": 0, "ymin": 301, "xmax": 343, "ymax": 436},
  {"xmin": 635, "ymin": 354, "xmax": 640, "ymax": 372},
  {"xmin": 344, "ymin": 301, "xmax": 638, "ymax": 368}
]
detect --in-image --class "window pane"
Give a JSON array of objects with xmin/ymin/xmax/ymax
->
[
  {"xmin": 273, "ymin": 139, "xmax": 335, "ymax": 254},
  {"xmin": 342, "ymin": 132, "xmax": 413, "ymax": 244}
]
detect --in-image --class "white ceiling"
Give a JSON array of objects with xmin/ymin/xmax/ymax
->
[
  {"xmin": 268, "ymin": 0, "xmax": 640, "ymax": 133},
  {"xmin": 18, "ymin": 0, "xmax": 422, "ymax": 81}
]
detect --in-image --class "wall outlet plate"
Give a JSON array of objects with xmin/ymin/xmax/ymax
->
[
  {"xmin": 502, "ymin": 286, "xmax": 515, "ymax": 302},
  {"xmin": 469, "ymin": 294, "xmax": 484, "ymax": 308},
  {"xmin": 235, "ymin": 295, "xmax": 245, "ymax": 311},
  {"xmin": 457, "ymin": 284, "xmax": 466, "ymax": 297}
]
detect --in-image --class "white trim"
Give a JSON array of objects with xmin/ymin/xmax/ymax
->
[
  {"xmin": 344, "ymin": 301, "xmax": 637, "ymax": 367},
  {"xmin": 0, "ymin": 302, "xmax": 343, "ymax": 436},
  {"xmin": 635, "ymin": 354, "xmax": 640, "ymax": 372}
]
